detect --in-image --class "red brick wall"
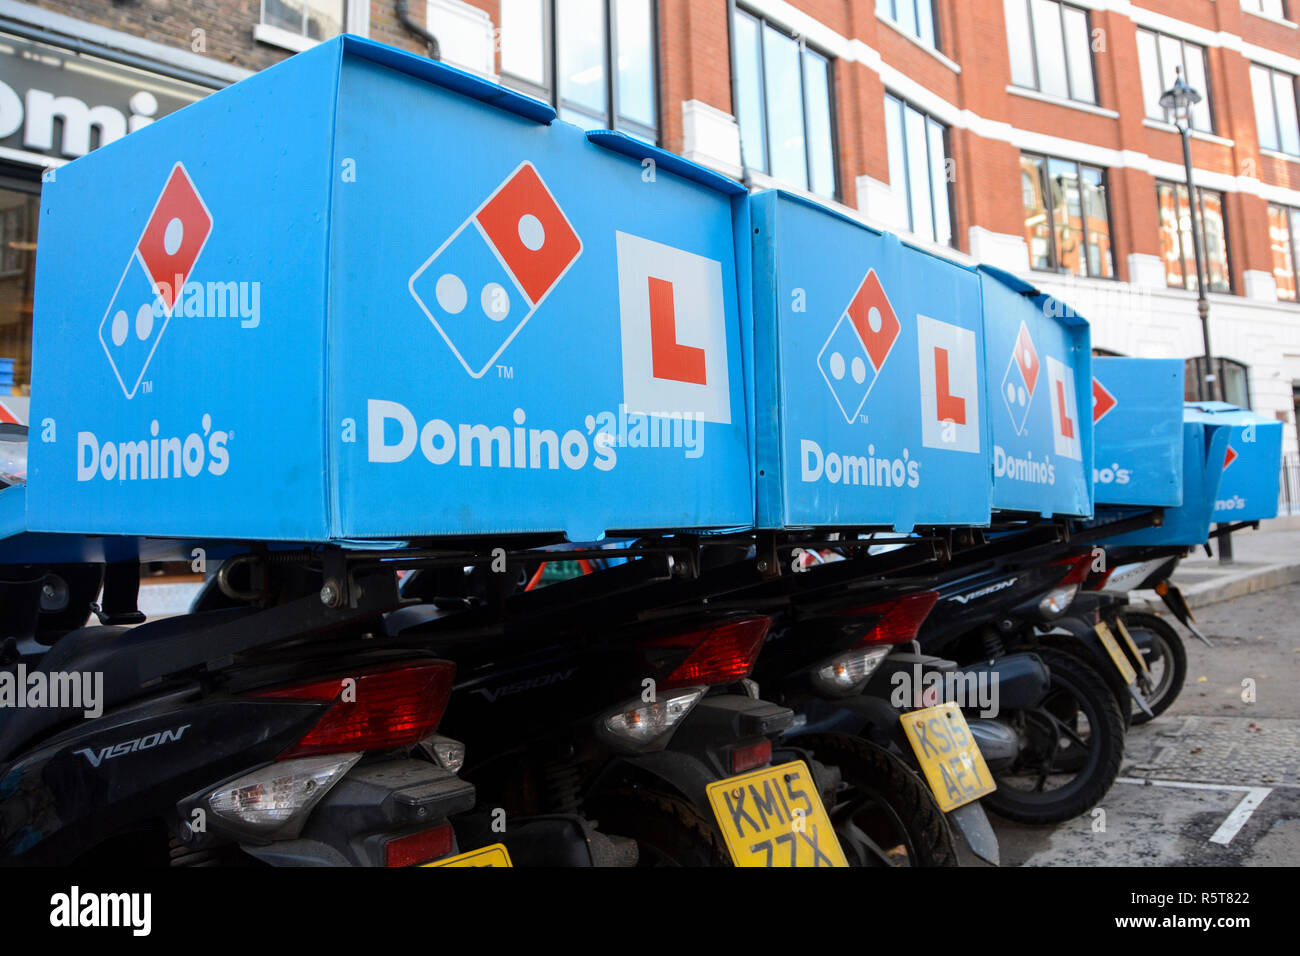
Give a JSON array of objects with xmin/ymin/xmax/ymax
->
[{"xmin": 19, "ymin": 0, "xmax": 1300, "ymax": 279}]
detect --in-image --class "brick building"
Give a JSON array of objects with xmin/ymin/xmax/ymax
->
[{"xmin": 0, "ymin": 0, "xmax": 1298, "ymax": 457}]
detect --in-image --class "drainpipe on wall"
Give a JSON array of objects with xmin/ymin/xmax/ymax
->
[{"xmin": 396, "ymin": 0, "xmax": 441, "ymax": 60}]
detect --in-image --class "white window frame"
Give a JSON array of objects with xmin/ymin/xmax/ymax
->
[
  {"xmin": 1251, "ymin": 63, "xmax": 1300, "ymax": 157},
  {"xmin": 1136, "ymin": 28, "xmax": 1215, "ymax": 134},
  {"xmin": 1004, "ymin": 0, "xmax": 1098, "ymax": 106},
  {"xmin": 732, "ymin": 5, "xmax": 840, "ymax": 200},
  {"xmin": 255, "ymin": 0, "xmax": 359, "ymax": 53},
  {"xmin": 883, "ymin": 92, "xmax": 954, "ymax": 246}
]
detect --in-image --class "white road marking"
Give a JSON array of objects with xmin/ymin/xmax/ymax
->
[
  {"xmin": 1210, "ymin": 789, "xmax": 1272, "ymax": 845},
  {"xmin": 1115, "ymin": 777, "xmax": 1273, "ymax": 846}
]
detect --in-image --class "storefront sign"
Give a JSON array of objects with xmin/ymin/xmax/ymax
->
[{"xmin": 0, "ymin": 32, "xmax": 208, "ymax": 164}]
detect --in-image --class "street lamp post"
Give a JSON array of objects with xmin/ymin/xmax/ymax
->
[
  {"xmin": 1160, "ymin": 68, "xmax": 1221, "ymax": 405},
  {"xmin": 1160, "ymin": 69, "xmax": 1233, "ymax": 563}
]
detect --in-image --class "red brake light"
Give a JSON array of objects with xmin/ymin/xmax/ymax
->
[
  {"xmin": 1054, "ymin": 553, "xmax": 1094, "ymax": 587},
  {"xmin": 838, "ymin": 591, "xmax": 939, "ymax": 645},
  {"xmin": 385, "ymin": 824, "xmax": 455, "ymax": 867},
  {"xmin": 731, "ymin": 739, "xmax": 772, "ymax": 774},
  {"xmin": 253, "ymin": 660, "xmax": 455, "ymax": 759},
  {"xmin": 644, "ymin": 617, "xmax": 771, "ymax": 689}
]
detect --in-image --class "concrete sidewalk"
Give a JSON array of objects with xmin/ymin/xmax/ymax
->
[{"xmin": 1131, "ymin": 519, "xmax": 1300, "ymax": 611}]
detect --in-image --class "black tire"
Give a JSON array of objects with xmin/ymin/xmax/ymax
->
[
  {"xmin": 1121, "ymin": 611, "xmax": 1187, "ymax": 725},
  {"xmin": 1039, "ymin": 631, "xmax": 1133, "ymax": 729},
  {"xmin": 982, "ymin": 647, "xmax": 1125, "ymax": 825},
  {"xmin": 801, "ymin": 733, "xmax": 958, "ymax": 867},
  {"xmin": 587, "ymin": 788, "xmax": 732, "ymax": 867}
]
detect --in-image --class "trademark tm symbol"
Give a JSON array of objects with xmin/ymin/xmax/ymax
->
[
  {"xmin": 496, "ymin": 365, "xmax": 514, "ymax": 380},
  {"xmin": 141, "ymin": 381, "xmax": 153, "ymax": 394},
  {"xmin": 859, "ymin": 414, "xmax": 868, "ymax": 424}
]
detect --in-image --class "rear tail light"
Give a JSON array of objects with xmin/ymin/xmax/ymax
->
[
  {"xmin": 600, "ymin": 687, "xmax": 705, "ymax": 749},
  {"xmin": 207, "ymin": 753, "xmax": 361, "ymax": 836},
  {"xmin": 253, "ymin": 660, "xmax": 455, "ymax": 759},
  {"xmin": 837, "ymin": 590, "xmax": 939, "ymax": 645},
  {"xmin": 385, "ymin": 824, "xmax": 455, "ymax": 867},
  {"xmin": 812, "ymin": 646, "xmax": 892, "ymax": 697},
  {"xmin": 809, "ymin": 592, "xmax": 938, "ymax": 697},
  {"xmin": 1037, "ymin": 555, "xmax": 1092, "ymax": 617},
  {"xmin": 730, "ymin": 739, "xmax": 772, "ymax": 774},
  {"xmin": 642, "ymin": 616, "xmax": 771, "ymax": 690},
  {"xmin": 1054, "ymin": 553, "xmax": 1095, "ymax": 587},
  {"xmin": 1038, "ymin": 586, "xmax": 1078, "ymax": 617}
]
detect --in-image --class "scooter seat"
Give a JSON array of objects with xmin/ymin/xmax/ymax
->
[
  {"xmin": 0, "ymin": 607, "xmax": 251, "ymax": 763},
  {"xmin": 0, "ymin": 625, "xmax": 132, "ymax": 763}
]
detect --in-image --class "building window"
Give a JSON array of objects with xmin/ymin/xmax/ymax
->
[
  {"xmin": 1269, "ymin": 204, "xmax": 1300, "ymax": 302},
  {"xmin": 1003, "ymin": 0, "xmax": 1096, "ymax": 104},
  {"xmin": 499, "ymin": 0, "xmax": 658, "ymax": 142},
  {"xmin": 1020, "ymin": 153, "xmax": 1113, "ymax": 278},
  {"xmin": 732, "ymin": 7, "xmax": 837, "ymax": 199},
  {"xmin": 1241, "ymin": 0, "xmax": 1289, "ymax": 21},
  {"xmin": 1250, "ymin": 64, "xmax": 1300, "ymax": 156},
  {"xmin": 1156, "ymin": 182, "xmax": 1231, "ymax": 293},
  {"xmin": 1136, "ymin": 30, "xmax": 1214, "ymax": 133},
  {"xmin": 0, "ymin": 177, "xmax": 38, "ymax": 393},
  {"xmin": 261, "ymin": 0, "xmax": 345, "ymax": 41},
  {"xmin": 1185, "ymin": 357, "xmax": 1251, "ymax": 409},
  {"xmin": 876, "ymin": 0, "xmax": 939, "ymax": 49},
  {"xmin": 883, "ymin": 94, "xmax": 953, "ymax": 245}
]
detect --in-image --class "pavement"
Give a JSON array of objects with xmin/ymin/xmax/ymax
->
[
  {"xmin": 1129, "ymin": 519, "xmax": 1300, "ymax": 612},
  {"xmin": 136, "ymin": 578, "xmax": 204, "ymax": 618},
  {"xmin": 993, "ymin": 580, "xmax": 1300, "ymax": 866}
]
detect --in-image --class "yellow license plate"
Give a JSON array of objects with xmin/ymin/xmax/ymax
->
[
  {"xmin": 1113, "ymin": 618, "xmax": 1151, "ymax": 676},
  {"xmin": 424, "ymin": 843, "xmax": 513, "ymax": 867},
  {"xmin": 1095, "ymin": 622, "xmax": 1137, "ymax": 684},
  {"xmin": 706, "ymin": 760, "xmax": 848, "ymax": 867},
  {"xmin": 899, "ymin": 703, "xmax": 996, "ymax": 812}
]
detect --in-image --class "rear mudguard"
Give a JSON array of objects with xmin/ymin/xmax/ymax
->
[
  {"xmin": 587, "ymin": 693, "xmax": 803, "ymax": 816},
  {"xmin": 449, "ymin": 812, "xmax": 636, "ymax": 867},
  {"xmin": 1044, "ymin": 615, "xmax": 1154, "ymax": 717},
  {"xmin": 1158, "ymin": 584, "xmax": 1213, "ymax": 647},
  {"xmin": 948, "ymin": 800, "xmax": 999, "ymax": 867},
  {"xmin": 221, "ymin": 759, "xmax": 477, "ymax": 866}
]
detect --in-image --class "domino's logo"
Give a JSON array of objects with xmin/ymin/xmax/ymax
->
[
  {"xmin": 98, "ymin": 163, "xmax": 212, "ymax": 399},
  {"xmin": 1000, "ymin": 321, "xmax": 1039, "ymax": 435},
  {"xmin": 1223, "ymin": 445, "xmax": 1237, "ymax": 469},
  {"xmin": 817, "ymin": 269, "xmax": 900, "ymax": 424},
  {"xmin": 410, "ymin": 162, "xmax": 582, "ymax": 379}
]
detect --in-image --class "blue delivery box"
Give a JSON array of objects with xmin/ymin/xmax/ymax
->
[
  {"xmin": 749, "ymin": 191, "xmax": 991, "ymax": 531},
  {"xmin": 27, "ymin": 37, "xmax": 754, "ymax": 544},
  {"xmin": 1093, "ymin": 414, "xmax": 1229, "ymax": 548},
  {"xmin": 1185, "ymin": 403, "xmax": 1282, "ymax": 523},
  {"xmin": 977, "ymin": 266, "xmax": 1092, "ymax": 517},
  {"xmin": 1091, "ymin": 357, "xmax": 1184, "ymax": 507}
]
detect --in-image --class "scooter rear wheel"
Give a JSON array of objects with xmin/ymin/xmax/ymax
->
[
  {"xmin": 1121, "ymin": 611, "xmax": 1187, "ymax": 724},
  {"xmin": 800, "ymin": 733, "xmax": 958, "ymax": 867},
  {"xmin": 587, "ymin": 787, "xmax": 732, "ymax": 867},
  {"xmin": 982, "ymin": 647, "xmax": 1125, "ymax": 825}
]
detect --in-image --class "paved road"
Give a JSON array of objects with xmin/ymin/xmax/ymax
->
[{"xmin": 993, "ymin": 583, "xmax": 1300, "ymax": 866}]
